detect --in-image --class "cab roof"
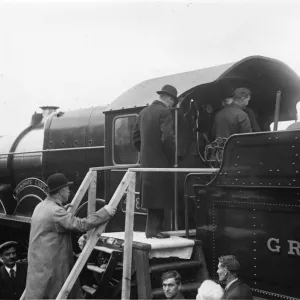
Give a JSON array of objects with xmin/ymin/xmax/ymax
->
[{"xmin": 105, "ymin": 55, "xmax": 300, "ymax": 115}]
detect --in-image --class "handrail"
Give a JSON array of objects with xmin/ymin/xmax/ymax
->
[
  {"xmin": 0, "ymin": 146, "xmax": 105, "ymax": 156},
  {"xmin": 129, "ymin": 167, "xmax": 219, "ymax": 173},
  {"xmin": 90, "ymin": 164, "xmax": 140, "ymax": 171},
  {"xmin": 183, "ymin": 173, "xmax": 211, "ymax": 239}
]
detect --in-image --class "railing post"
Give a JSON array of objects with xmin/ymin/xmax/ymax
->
[
  {"xmin": 68, "ymin": 170, "xmax": 94, "ymax": 214},
  {"xmin": 87, "ymin": 170, "xmax": 97, "ymax": 238},
  {"xmin": 88, "ymin": 171, "xmax": 97, "ymax": 215},
  {"xmin": 121, "ymin": 171, "xmax": 136, "ymax": 300}
]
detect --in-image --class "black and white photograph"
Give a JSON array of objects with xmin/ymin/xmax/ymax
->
[{"xmin": 0, "ymin": 0, "xmax": 299, "ymax": 299}]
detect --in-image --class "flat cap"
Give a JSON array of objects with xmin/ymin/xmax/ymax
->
[{"xmin": 0, "ymin": 241, "xmax": 18, "ymax": 254}]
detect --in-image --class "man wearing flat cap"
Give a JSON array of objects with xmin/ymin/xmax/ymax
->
[
  {"xmin": 133, "ymin": 84, "xmax": 177, "ymax": 238},
  {"xmin": 217, "ymin": 255, "xmax": 253, "ymax": 299},
  {"xmin": 25, "ymin": 173, "xmax": 117, "ymax": 299},
  {"xmin": 0, "ymin": 241, "xmax": 27, "ymax": 300}
]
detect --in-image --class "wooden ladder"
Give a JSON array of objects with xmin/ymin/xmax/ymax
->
[{"xmin": 56, "ymin": 170, "xmax": 135, "ymax": 299}]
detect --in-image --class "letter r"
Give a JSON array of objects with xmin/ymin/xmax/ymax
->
[{"xmin": 288, "ymin": 240, "xmax": 300, "ymax": 256}]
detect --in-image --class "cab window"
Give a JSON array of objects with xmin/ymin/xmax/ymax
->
[{"xmin": 113, "ymin": 115, "xmax": 139, "ymax": 165}]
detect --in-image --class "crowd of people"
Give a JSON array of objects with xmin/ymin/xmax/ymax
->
[
  {"xmin": 160, "ymin": 255, "xmax": 252, "ymax": 300},
  {"xmin": 0, "ymin": 238, "xmax": 252, "ymax": 300}
]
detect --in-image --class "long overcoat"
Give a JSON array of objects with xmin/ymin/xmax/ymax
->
[
  {"xmin": 133, "ymin": 100, "xmax": 175, "ymax": 209},
  {"xmin": 25, "ymin": 197, "xmax": 110, "ymax": 299}
]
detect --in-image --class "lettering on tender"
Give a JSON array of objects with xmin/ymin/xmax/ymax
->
[
  {"xmin": 287, "ymin": 240, "xmax": 300, "ymax": 256},
  {"xmin": 267, "ymin": 238, "xmax": 280, "ymax": 253}
]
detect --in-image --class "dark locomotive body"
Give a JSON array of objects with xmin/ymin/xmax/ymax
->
[{"xmin": 0, "ymin": 106, "xmax": 106, "ymax": 241}]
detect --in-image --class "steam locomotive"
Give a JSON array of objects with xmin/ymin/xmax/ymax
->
[{"xmin": 0, "ymin": 55, "xmax": 300, "ymax": 299}]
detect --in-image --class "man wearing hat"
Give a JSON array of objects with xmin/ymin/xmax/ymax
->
[
  {"xmin": 25, "ymin": 173, "xmax": 117, "ymax": 299},
  {"xmin": 133, "ymin": 84, "xmax": 177, "ymax": 238},
  {"xmin": 217, "ymin": 255, "xmax": 253, "ymax": 299},
  {"xmin": 0, "ymin": 241, "xmax": 27, "ymax": 300}
]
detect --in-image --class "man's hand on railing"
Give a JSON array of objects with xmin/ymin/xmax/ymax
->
[
  {"xmin": 104, "ymin": 205, "xmax": 117, "ymax": 217},
  {"xmin": 78, "ymin": 234, "xmax": 87, "ymax": 251},
  {"xmin": 64, "ymin": 204, "xmax": 73, "ymax": 211}
]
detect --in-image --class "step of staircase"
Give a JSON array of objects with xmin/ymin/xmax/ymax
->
[
  {"xmin": 94, "ymin": 245, "xmax": 120, "ymax": 254},
  {"xmin": 82, "ymin": 285, "xmax": 96, "ymax": 296},
  {"xmin": 87, "ymin": 264, "xmax": 106, "ymax": 274}
]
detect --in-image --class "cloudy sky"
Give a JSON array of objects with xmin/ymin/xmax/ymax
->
[{"xmin": 0, "ymin": 0, "xmax": 300, "ymax": 135}]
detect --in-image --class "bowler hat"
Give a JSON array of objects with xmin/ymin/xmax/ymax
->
[
  {"xmin": 47, "ymin": 173, "xmax": 73, "ymax": 193},
  {"xmin": 157, "ymin": 84, "xmax": 178, "ymax": 105},
  {"xmin": 0, "ymin": 241, "xmax": 18, "ymax": 254}
]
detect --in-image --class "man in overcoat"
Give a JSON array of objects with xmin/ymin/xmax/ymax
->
[
  {"xmin": 0, "ymin": 241, "xmax": 27, "ymax": 300},
  {"xmin": 25, "ymin": 173, "xmax": 116, "ymax": 299},
  {"xmin": 217, "ymin": 255, "xmax": 253, "ymax": 300},
  {"xmin": 133, "ymin": 84, "xmax": 177, "ymax": 238}
]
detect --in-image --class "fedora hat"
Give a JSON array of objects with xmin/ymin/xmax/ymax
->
[
  {"xmin": 157, "ymin": 84, "xmax": 178, "ymax": 105},
  {"xmin": 47, "ymin": 173, "xmax": 73, "ymax": 194},
  {"xmin": 0, "ymin": 241, "xmax": 18, "ymax": 254}
]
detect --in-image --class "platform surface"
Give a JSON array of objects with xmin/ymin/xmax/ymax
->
[{"xmin": 102, "ymin": 231, "xmax": 194, "ymax": 259}]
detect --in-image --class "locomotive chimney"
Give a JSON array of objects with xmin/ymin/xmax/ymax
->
[{"xmin": 40, "ymin": 106, "xmax": 59, "ymax": 123}]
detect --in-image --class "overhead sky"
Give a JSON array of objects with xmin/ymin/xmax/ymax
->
[{"xmin": 0, "ymin": 0, "xmax": 300, "ymax": 135}]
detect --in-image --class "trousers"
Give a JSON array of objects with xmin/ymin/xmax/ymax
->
[{"xmin": 145, "ymin": 209, "xmax": 172, "ymax": 238}]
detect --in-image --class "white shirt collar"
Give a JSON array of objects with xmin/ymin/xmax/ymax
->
[
  {"xmin": 5, "ymin": 264, "xmax": 17, "ymax": 275},
  {"xmin": 225, "ymin": 278, "xmax": 238, "ymax": 291}
]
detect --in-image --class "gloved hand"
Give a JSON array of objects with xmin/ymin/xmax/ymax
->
[{"xmin": 104, "ymin": 205, "xmax": 117, "ymax": 217}]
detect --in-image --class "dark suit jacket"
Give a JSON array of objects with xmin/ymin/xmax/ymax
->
[
  {"xmin": 223, "ymin": 279, "xmax": 253, "ymax": 300},
  {"xmin": 0, "ymin": 262, "xmax": 27, "ymax": 300},
  {"xmin": 164, "ymin": 291, "xmax": 185, "ymax": 299},
  {"xmin": 213, "ymin": 103, "xmax": 252, "ymax": 139},
  {"xmin": 133, "ymin": 100, "xmax": 175, "ymax": 209},
  {"xmin": 173, "ymin": 291, "xmax": 185, "ymax": 299}
]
